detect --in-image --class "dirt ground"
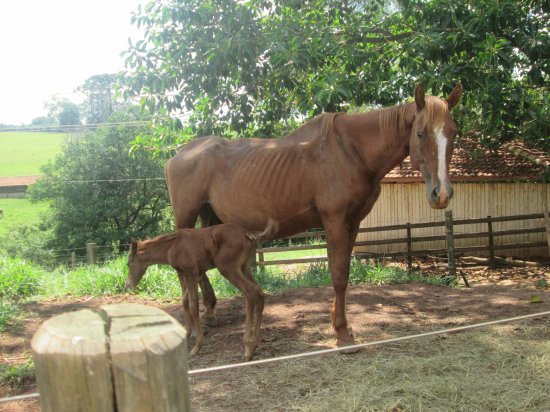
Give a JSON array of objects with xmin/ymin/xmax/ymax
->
[{"xmin": 1, "ymin": 264, "xmax": 549, "ymax": 411}]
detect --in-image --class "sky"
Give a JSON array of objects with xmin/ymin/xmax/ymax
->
[{"xmin": 0, "ymin": 0, "xmax": 145, "ymax": 125}]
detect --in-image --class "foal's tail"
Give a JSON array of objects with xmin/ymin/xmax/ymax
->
[{"xmin": 245, "ymin": 219, "xmax": 278, "ymax": 244}]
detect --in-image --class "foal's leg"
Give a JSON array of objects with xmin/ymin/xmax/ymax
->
[
  {"xmin": 219, "ymin": 262, "xmax": 265, "ymax": 361},
  {"xmin": 242, "ymin": 253, "xmax": 265, "ymax": 357},
  {"xmin": 178, "ymin": 272, "xmax": 194, "ymax": 344},
  {"xmin": 173, "ymin": 209, "xmax": 218, "ymax": 327},
  {"xmin": 183, "ymin": 271, "xmax": 205, "ymax": 356}
]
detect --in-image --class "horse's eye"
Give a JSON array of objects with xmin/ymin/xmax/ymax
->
[{"xmin": 416, "ymin": 131, "xmax": 424, "ymax": 139}]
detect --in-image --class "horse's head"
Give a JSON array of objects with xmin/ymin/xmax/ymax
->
[
  {"xmin": 409, "ymin": 84, "xmax": 462, "ymax": 209},
  {"xmin": 126, "ymin": 241, "xmax": 146, "ymax": 289}
]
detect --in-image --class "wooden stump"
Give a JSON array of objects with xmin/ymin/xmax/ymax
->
[{"xmin": 31, "ymin": 303, "xmax": 190, "ymax": 412}]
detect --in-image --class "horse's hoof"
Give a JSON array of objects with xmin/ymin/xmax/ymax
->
[
  {"xmin": 338, "ymin": 344, "xmax": 361, "ymax": 354},
  {"xmin": 336, "ymin": 328, "xmax": 359, "ymax": 354},
  {"xmin": 242, "ymin": 349, "xmax": 255, "ymax": 362},
  {"xmin": 201, "ymin": 314, "xmax": 218, "ymax": 327},
  {"xmin": 190, "ymin": 345, "xmax": 201, "ymax": 356}
]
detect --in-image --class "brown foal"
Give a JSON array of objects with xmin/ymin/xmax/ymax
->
[{"xmin": 126, "ymin": 223, "xmax": 265, "ymax": 361}]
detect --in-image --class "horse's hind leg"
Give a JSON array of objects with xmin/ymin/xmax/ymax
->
[
  {"xmin": 199, "ymin": 276, "xmax": 217, "ymax": 327},
  {"xmin": 196, "ymin": 204, "xmax": 222, "ymax": 326},
  {"xmin": 170, "ymin": 203, "xmax": 219, "ymax": 327}
]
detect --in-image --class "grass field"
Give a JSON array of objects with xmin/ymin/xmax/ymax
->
[
  {"xmin": 0, "ymin": 198, "xmax": 49, "ymax": 235},
  {"xmin": 0, "ymin": 132, "xmax": 65, "ymax": 177}
]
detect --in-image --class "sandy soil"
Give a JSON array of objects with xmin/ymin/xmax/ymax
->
[{"xmin": 1, "ymin": 265, "xmax": 549, "ymax": 411}]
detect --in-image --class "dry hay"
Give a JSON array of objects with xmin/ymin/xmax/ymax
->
[{"xmin": 189, "ymin": 318, "xmax": 550, "ymax": 411}]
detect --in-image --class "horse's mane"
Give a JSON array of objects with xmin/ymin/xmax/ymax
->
[
  {"xmin": 379, "ymin": 103, "xmax": 415, "ymax": 147},
  {"xmin": 316, "ymin": 112, "xmax": 339, "ymax": 142},
  {"xmin": 140, "ymin": 231, "xmax": 181, "ymax": 248},
  {"xmin": 285, "ymin": 112, "xmax": 339, "ymax": 141},
  {"xmin": 379, "ymin": 96, "xmax": 450, "ymax": 147},
  {"xmin": 292, "ymin": 95, "xmax": 450, "ymax": 149}
]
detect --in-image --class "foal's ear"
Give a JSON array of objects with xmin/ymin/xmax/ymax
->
[
  {"xmin": 130, "ymin": 241, "xmax": 138, "ymax": 255},
  {"xmin": 414, "ymin": 84, "xmax": 425, "ymax": 110},
  {"xmin": 446, "ymin": 83, "xmax": 463, "ymax": 109}
]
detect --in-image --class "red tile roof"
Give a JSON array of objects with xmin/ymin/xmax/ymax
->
[
  {"xmin": 0, "ymin": 175, "xmax": 40, "ymax": 187},
  {"xmin": 383, "ymin": 136, "xmax": 549, "ymax": 182}
]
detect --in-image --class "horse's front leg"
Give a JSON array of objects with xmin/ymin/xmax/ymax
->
[
  {"xmin": 324, "ymin": 220, "xmax": 356, "ymax": 347},
  {"xmin": 183, "ymin": 271, "xmax": 205, "ymax": 356},
  {"xmin": 177, "ymin": 272, "xmax": 194, "ymax": 344}
]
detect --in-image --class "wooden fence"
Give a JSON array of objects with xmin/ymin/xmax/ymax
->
[
  {"xmin": 80, "ymin": 212, "xmax": 549, "ymax": 267},
  {"xmin": 255, "ymin": 212, "xmax": 550, "ymax": 269}
]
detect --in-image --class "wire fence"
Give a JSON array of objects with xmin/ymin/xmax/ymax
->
[{"xmin": 2, "ymin": 310, "xmax": 549, "ymax": 404}]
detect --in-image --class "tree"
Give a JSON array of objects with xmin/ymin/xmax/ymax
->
[
  {"xmin": 45, "ymin": 96, "xmax": 81, "ymax": 126},
  {"xmin": 31, "ymin": 116, "xmax": 57, "ymax": 127},
  {"xmin": 121, "ymin": 0, "xmax": 549, "ymax": 150},
  {"xmin": 28, "ymin": 109, "xmax": 172, "ymax": 251},
  {"xmin": 78, "ymin": 74, "xmax": 118, "ymax": 124}
]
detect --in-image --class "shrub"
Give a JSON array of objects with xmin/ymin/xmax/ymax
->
[
  {"xmin": 0, "ymin": 256, "xmax": 42, "ymax": 299},
  {"xmin": 0, "ymin": 359, "xmax": 35, "ymax": 387},
  {"xmin": 28, "ymin": 112, "xmax": 173, "ymax": 252},
  {"xmin": 0, "ymin": 299, "xmax": 21, "ymax": 332},
  {"xmin": 41, "ymin": 259, "xmax": 127, "ymax": 297},
  {"xmin": 0, "ymin": 225, "xmax": 55, "ymax": 266}
]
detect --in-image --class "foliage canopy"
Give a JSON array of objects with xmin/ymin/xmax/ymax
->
[{"xmin": 122, "ymin": 0, "xmax": 549, "ymax": 151}]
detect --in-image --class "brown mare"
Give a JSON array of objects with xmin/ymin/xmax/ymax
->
[
  {"xmin": 126, "ymin": 224, "xmax": 265, "ymax": 360},
  {"xmin": 165, "ymin": 84, "xmax": 462, "ymax": 348}
]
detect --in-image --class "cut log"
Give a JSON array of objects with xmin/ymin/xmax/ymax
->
[{"xmin": 31, "ymin": 304, "xmax": 190, "ymax": 412}]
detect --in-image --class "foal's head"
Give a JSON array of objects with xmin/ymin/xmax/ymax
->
[
  {"xmin": 126, "ymin": 241, "xmax": 146, "ymax": 289},
  {"xmin": 409, "ymin": 84, "xmax": 462, "ymax": 209}
]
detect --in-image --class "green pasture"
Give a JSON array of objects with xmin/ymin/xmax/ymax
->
[
  {"xmin": 0, "ymin": 132, "xmax": 65, "ymax": 177},
  {"xmin": 0, "ymin": 198, "xmax": 49, "ymax": 236},
  {"xmin": 261, "ymin": 241, "xmax": 327, "ymax": 261}
]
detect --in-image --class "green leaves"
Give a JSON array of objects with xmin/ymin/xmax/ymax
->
[
  {"xmin": 122, "ymin": 0, "xmax": 549, "ymax": 151},
  {"xmin": 28, "ymin": 114, "xmax": 172, "ymax": 251}
]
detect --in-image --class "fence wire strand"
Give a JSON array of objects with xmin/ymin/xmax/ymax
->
[{"xmin": 1, "ymin": 310, "xmax": 549, "ymax": 404}]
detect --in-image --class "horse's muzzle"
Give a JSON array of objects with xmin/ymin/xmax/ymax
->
[
  {"xmin": 428, "ymin": 182, "xmax": 453, "ymax": 209},
  {"xmin": 124, "ymin": 279, "xmax": 135, "ymax": 290}
]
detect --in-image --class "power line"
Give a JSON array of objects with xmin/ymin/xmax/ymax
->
[
  {"xmin": 56, "ymin": 177, "xmax": 165, "ymax": 183},
  {"xmin": 0, "ymin": 121, "xmax": 151, "ymax": 133}
]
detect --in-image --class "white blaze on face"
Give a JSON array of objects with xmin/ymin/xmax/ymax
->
[{"xmin": 435, "ymin": 125, "xmax": 449, "ymax": 198}]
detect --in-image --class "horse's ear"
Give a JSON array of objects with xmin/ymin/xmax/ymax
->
[
  {"xmin": 446, "ymin": 83, "xmax": 463, "ymax": 109},
  {"xmin": 414, "ymin": 84, "xmax": 425, "ymax": 110},
  {"xmin": 130, "ymin": 241, "xmax": 138, "ymax": 255}
]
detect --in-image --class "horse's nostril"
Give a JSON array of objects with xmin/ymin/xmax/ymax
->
[
  {"xmin": 448, "ymin": 187, "xmax": 454, "ymax": 199},
  {"xmin": 431, "ymin": 186, "xmax": 439, "ymax": 201}
]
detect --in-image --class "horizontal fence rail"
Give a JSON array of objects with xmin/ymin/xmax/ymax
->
[
  {"xmin": 54, "ymin": 212, "xmax": 548, "ymax": 268},
  {"xmin": 255, "ymin": 212, "xmax": 549, "ymax": 268}
]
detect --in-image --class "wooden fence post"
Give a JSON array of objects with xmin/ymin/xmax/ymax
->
[
  {"xmin": 31, "ymin": 304, "xmax": 191, "ymax": 412},
  {"xmin": 406, "ymin": 223, "xmax": 412, "ymax": 273},
  {"xmin": 258, "ymin": 251, "xmax": 265, "ymax": 274},
  {"xmin": 544, "ymin": 185, "xmax": 550, "ymax": 256},
  {"xmin": 487, "ymin": 215, "xmax": 495, "ymax": 268},
  {"xmin": 444, "ymin": 210, "xmax": 457, "ymax": 279},
  {"xmin": 70, "ymin": 251, "xmax": 76, "ymax": 266},
  {"xmin": 86, "ymin": 242, "xmax": 97, "ymax": 265}
]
